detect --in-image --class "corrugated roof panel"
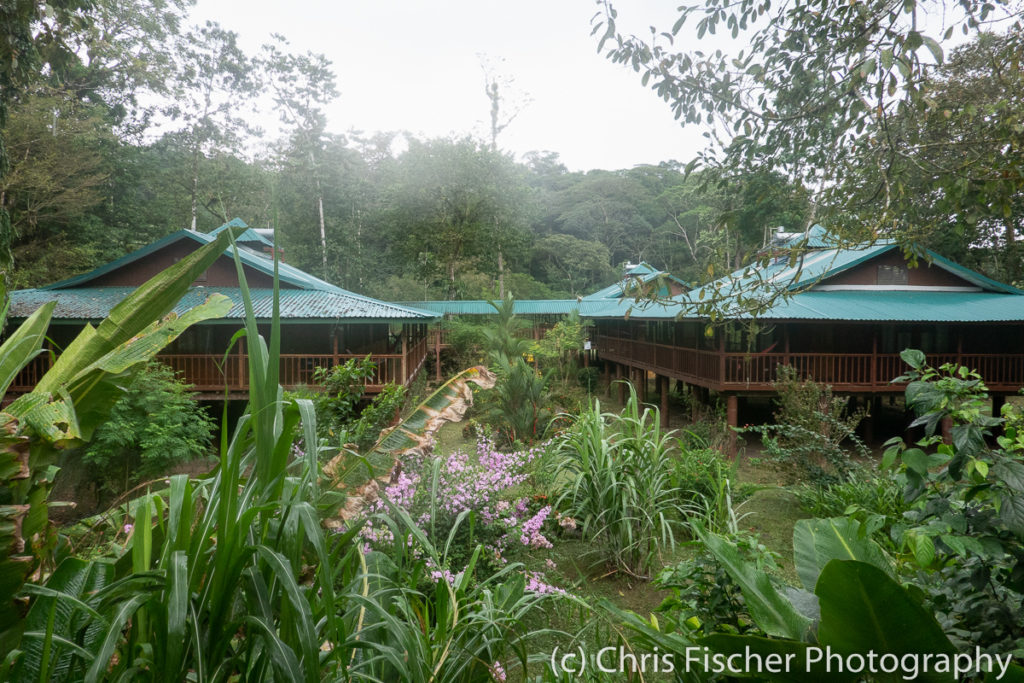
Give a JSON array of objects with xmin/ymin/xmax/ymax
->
[
  {"xmin": 10, "ymin": 287, "xmax": 437, "ymax": 321},
  {"xmin": 398, "ymin": 299, "xmax": 605, "ymax": 316},
  {"xmin": 208, "ymin": 219, "xmax": 275, "ymax": 247},
  {"xmin": 583, "ymin": 290, "xmax": 1024, "ymax": 322},
  {"xmin": 583, "ymin": 264, "xmax": 689, "ymax": 301}
]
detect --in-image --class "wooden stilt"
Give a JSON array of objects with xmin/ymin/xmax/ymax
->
[
  {"xmin": 660, "ymin": 375, "xmax": 669, "ymax": 429},
  {"xmin": 726, "ymin": 394, "xmax": 739, "ymax": 456},
  {"xmin": 993, "ymin": 393, "xmax": 1006, "ymax": 419},
  {"xmin": 434, "ymin": 326, "xmax": 442, "ymax": 382}
]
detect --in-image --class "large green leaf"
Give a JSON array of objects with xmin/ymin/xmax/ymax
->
[
  {"xmin": 816, "ymin": 560, "xmax": 956, "ymax": 683},
  {"xmin": 34, "ymin": 229, "xmax": 236, "ymax": 396},
  {"xmin": 701, "ymin": 634, "xmax": 857, "ymax": 682},
  {"xmin": 0, "ymin": 229, "xmax": 238, "ymax": 662},
  {"xmin": 0, "ymin": 302, "xmax": 53, "ymax": 398},
  {"xmin": 11, "ymin": 558, "xmax": 113, "ymax": 683},
  {"xmin": 699, "ymin": 526, "xmax": 812, "ymax": 640},
  {"xmin": 793, "ymin": 517, "xmax": 894, "ymax": 592},
  {"xmin": 325, "ymin": 365, "xmax": 497, "ymax": 490}
]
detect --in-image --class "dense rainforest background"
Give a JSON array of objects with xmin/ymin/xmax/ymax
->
[{"xmin": 2, "ymin": 0, "xmax": 1021, "ymax": 302}]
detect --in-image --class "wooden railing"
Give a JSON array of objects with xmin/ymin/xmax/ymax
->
[
  {"xmin": 594, "ymin": 334, "xmax": 1024, "ymax": 392},
  {"xmin": 7, "ymin": 347, "xmax": 428, "ymax": 396}
]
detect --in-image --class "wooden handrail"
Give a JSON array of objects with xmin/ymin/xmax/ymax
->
[
  {"xmin": 7, "ymin": 348, "xmax": 429, "ymax": 396},
  {"xmin": 594, "ymin": 333, "xmax": 1024, "ymax": 391}
]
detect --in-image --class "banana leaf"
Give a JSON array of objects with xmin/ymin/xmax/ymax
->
[
  {"xmin": 0, "ymin": 302, "xmax": 53, "ymax": 398},
  {"xmin": 0, "ymin": 228, "xmax": 239, "ymax": 657},
  {"xmin": 34, "ymin": 230, "xmax": 235, "ymax": 397},
  {"xmin": 323, "ymin": 365, "xmax": 496, "ymax": 524}
]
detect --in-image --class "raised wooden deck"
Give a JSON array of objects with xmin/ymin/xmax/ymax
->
[
  {"xmin": 8, "ymin": 334, "xmax": 430, "ymax": 400},
  {"xmin": 594, "ymin": 333, "xmax": 1024, "ymax": 393}
]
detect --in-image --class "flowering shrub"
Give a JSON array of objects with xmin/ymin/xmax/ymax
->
[{"xmin": 360, "ymin": 435, "xmax": 563, "ymax": 588}]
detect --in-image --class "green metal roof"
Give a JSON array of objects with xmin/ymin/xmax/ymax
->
[
  {"xmin": 20, "ymin": 219, "xmax": 436, "ymax": 322},
  {"xmin": 42, "ymin": 226, "xmax": 331, "ymax": 293},
  {"xmin": 583, "ymin": 262, "xmax": 690, "ymax": 300},
  {"xmin": 587, "ymin": 290, "xmax": 1024, "ymax": 323},
  {"xmin": 687, "ymin": 238, "xmax": 1020, "ymax": 307},
  {"xmin": 208, "ymin": 218, "xmax": 275, "ymax": 247},
  {"xmin": 398, "ymin": 299, "xmax": 607, "ymax": 316},
  {"xmin": 10, "ymin": 287, "xmax": 437, "ymax": 322},
  {"xmin": 768, "ymin": 224, "xmax": 842, "ymax": 249}
]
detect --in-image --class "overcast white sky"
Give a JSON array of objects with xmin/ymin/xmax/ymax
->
[{"xmin": 189, "ymin": 0, "xmax": 706, "ymax": 171}]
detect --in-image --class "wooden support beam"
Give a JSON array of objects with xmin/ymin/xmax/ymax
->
[
  {"xmin": 726, "ymin": 393, "xmax": 738, "ymax": 456},
  {"xmin": 718, "ymin": 331, "xmax": 726, "ymax": 385},
  {"xmin": 993, "ymin": 393, "xmax": 1006, "ymax": 419},
  {"xmin": 941, "ymin": 415, "xmax": 953, "ymax": 445},
  {"xmin": 434, "ymin": 325, "xmax": 442, "ymax": 382},
  {"xmin": 401, "ymin": 326, "xmax": 408, "ymax": 385},
  {"xmin": 660, "ymin": 375, "xmax": 669, "ymax": 429}
]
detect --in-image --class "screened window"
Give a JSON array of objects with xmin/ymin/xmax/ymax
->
[{"xmin": 877, "ymin": 265, "xmax": 909, "ymax": 285}]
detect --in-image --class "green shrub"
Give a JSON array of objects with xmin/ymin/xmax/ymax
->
[
  {"xmin": 82, "ymin": 361, "xmax": 214, "ymax": 496},
  {"xmin": 351, "ymin": 383, "xmax": 407, "ymax": 450},
  {"xmin": 654, "ymin": 530, "xmax": 777, "ymax": 637},
  {"xmin": 532, "ymin": 310, "xmax": 590, "ymax": 383},
  {"xmin": 443, "ymin": 316, "xmax": 488, "ymax": 369},
  {"xmin": 669, "ymin": 444, "xmax": 744, "ymax": 532},
  {"xmin": 744, "ymin": 365, "xmax": 866, "ymax": 484},
  {"xmin": 884, "ymin": 350, "xmax": 1024, "ymax": 653},
  {"xmin": 310, "ymin": 355, "xmax": 376, "ymax": 435},
  {"xmin": 793, "ymin": 466, "xmax": 907, "ymax": 543}
]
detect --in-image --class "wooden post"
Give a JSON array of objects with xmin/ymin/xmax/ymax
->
[
  {"xmin": 617, "ymin": 364, "xmax": 626, "ymax": 404},
  {"xmin": 864, "ymin": 395, "xmax": 880, "ymax": 444},
  {"xmin": 660, "ymin": 375, "xmax": 669, "ymax": 429},
  {"xmin": 993, "ymin": 393, "xmax": 1006, "ymax": 419},
  {"xmin": 533, "ymin": 325, "xmax": 540, "ymax": 369},
  {"xmin": 871, "ymin": 328, "xmax": 878, "ymax": 387},
  {"xmin": 783, "ymin": 325, "xmax": 791, "ymax": 367},
  {"xmin": 718, "ymin": 331, "xmax": 727, "ymax": 388},
  {"xmin": 604, "ymin": 360, "xmax": 611, "ymax": 397},
  {"xmin": 434, "ymin": 325, "xmax": 442, "ymax": 382},
  {"xmin": 401, "ymin": 325, "xmax": 408, "ymax": 385},
  {"xmin": 332, "ymin": 329, "xmax": 340, "ymax": 367},
  {"xmin": 956, "ymin": 328, "xmax": 963, "ymax": 368},
  {"xmin": 726, "ymin": 393, "xmax": 739, "ymax": 456},
  {"xmin": 941, "ymin": 415, "xmax": 953, "ymax": 445}
]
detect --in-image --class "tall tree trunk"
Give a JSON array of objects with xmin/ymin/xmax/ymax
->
[
  {"xmin": 498, "ymin": 249, "xmax": 505, "ymax": 298},
  {"xmin": 190, "ymin": 146, "xmax": 199, "ymax": 232},
  {"xmin": 1006, "ymin": 218, "xmax": 1018, "ymax": 283},
  {"xmin": 317, "ymin": 186, "xmax": 327, "ymax": 277},
  {"xmin": 312, "ymin": 144, "xmax": 328, "ymax": 277}
]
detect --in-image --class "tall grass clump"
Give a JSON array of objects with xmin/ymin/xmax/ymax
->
[
  {"xmin": 7, "ymin": 237, "xmax": 362, "ymax": 681},
  {"xmin": 553, "ymin": 384, "xmax": 689, "ymax": 578},
  {"xmin": 6, "ymin": 238, "xmax": 568, "ymax": 682}
]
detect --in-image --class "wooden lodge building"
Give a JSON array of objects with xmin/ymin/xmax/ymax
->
[
  {"xmin": 584, "ymin": 227, "xmax": 1024, "ymax": 446},
  {"xmin": 10, "ymin": 221, "xmax": 1024, "ymax": 451},
  {"xmin": 403, "ymin": 227, "xmax": 1024, "ymax": 448},
  {"xmin": 7, "ymin": 219, "xmax": 437, "ymax": 399}
]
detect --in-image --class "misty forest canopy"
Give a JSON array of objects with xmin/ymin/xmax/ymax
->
[
  {"xmin": 0, "ymin": 0, "xmax": 1022, "ymax": 303},
  {"xmin": 595, "ymin": 0, "xmax": 1024, "ymax": 270}
]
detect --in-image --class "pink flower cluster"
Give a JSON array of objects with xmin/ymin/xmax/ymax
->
[
  {"xmin": 524, "ymin": 571, "xmax": 566, "ymax": 595},
  {"xmin": 357, "ymin": 437, "xmax": 569, "ymax": 596},
  {"xmin": 361, "ymin": 437, "xmax": 553, "ymax": 555},
  {"xmin": 520, "ymin": 506, "xmax": 553, "ymax": 549}
]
